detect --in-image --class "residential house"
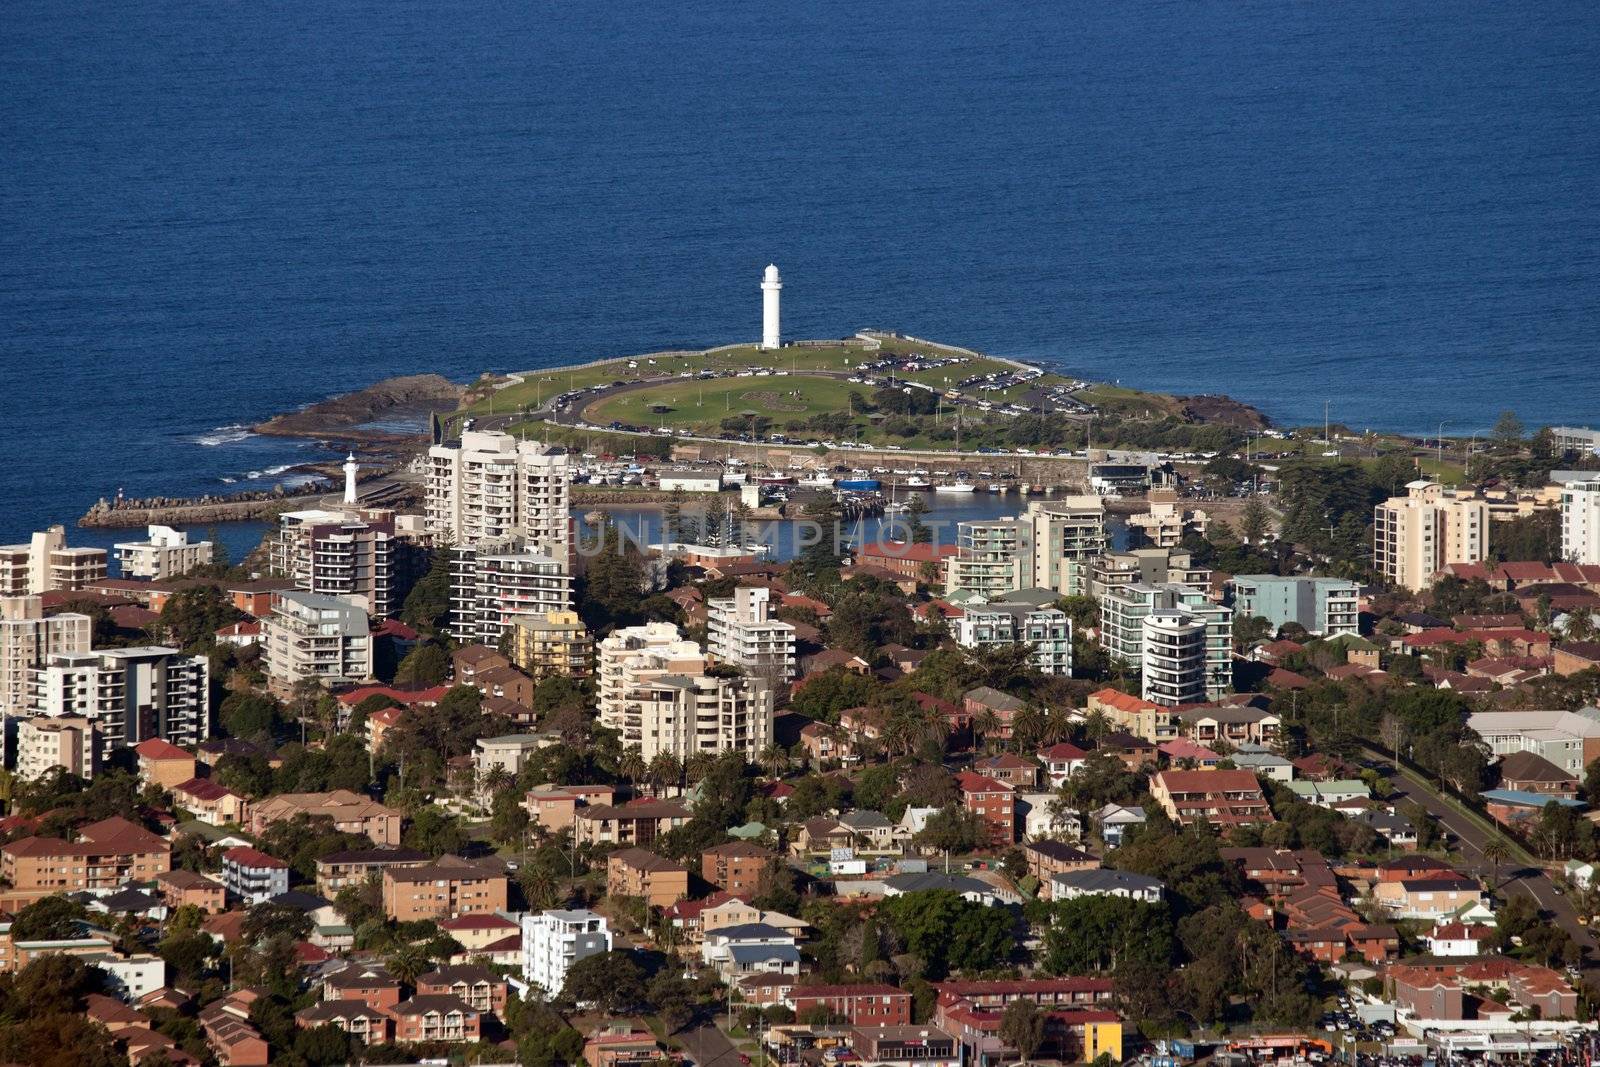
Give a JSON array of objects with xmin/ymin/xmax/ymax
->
[
  {"xmin": 972, "ymin": 753, "xmax": 1040, "ymax": 790},
  {"xmin": 1178, "ymin": 705, "xmax": 1282, "ymax": 747},
  {"xmin": 382, "ymin": 856, "xmax": 508, "ymax": 921},
  {"xmin": 296, "ymin": 1000, "xmax": 392, "ymax": 1045},
  {"xmin": 172, "ymin": 778, "xmax": 249, "ymax": 826},
  {"xmin": 1024, "ymin": 840, "xmax": 1099, "ymax": 885},
  {"xmin": 0, "ymin": 816, "xmax": 170, "ymax": 893},
  {"xmin": 1093, "ymin": 804, "xmax": 1147, "ymax": 847},
  {"xmin": 1037, "ymin": 742, "xmax": 1089, "ymax": 788},
  {"xmin": 606, "ymin": 848, "xmax": 690, "ymax": 908},
  {"xmin": 200, "ymin": 989, "xmax": 270, "ymax": 1067},
  {"xmin": 572, "ymin": 800, "xmax": 691, "ymax": 848},
  {"xmin": 135, "ymin": 738, "xmax": 196, "ymax": 790},
  {"xmin": 788, "ymin": 983, "xmax": 913, "ymax": 1026},
  {"xmin": 222, "ymin": 847, "xmax": 290, "ymax": 905},
  {"xmin": 1496, "ymin": 750, "xmax": 1581, "ymax": 796},
  {"xmin": 1149, "ymin": 769, "xmax": 1274, "ymax": 829},
  {"xmin": 156, "ymin": 869, "xmax": 226, "ymax": 913},
  {"xmin": 390, "ymin": 995, "xmax": 481, "ymax": 1043},
  {"xmin": 1373, "ymin": 875, "xmax": 1485, "ymax": 920},
  {"xmin": 314, "ymin": 847, "xmax": 430, "ymax": 897},
  {"xmin": 250, "ymin": 789, "xmax": 402, "ymax": 847},
  {"xmin": 702, "ymin": 841, "xmax": 778, "ymax": 894},
  {"xmin": 701, "ymin": 922, "xmax": 802, "ymax": 979},
  {"xmin": 961, "ymin": 687, "xmax": 1026, "ymax": 739},
  {"xmin": 1050, "ymin": 868, "xmax": 1163, "ymax": 903},
  {"xmin": 416, "ymin": 963, "xmax": 508, "ymax": 1016},
  {"xmin": 1086, "ymin": 688, "xmax": 1176, "ymax": 743},
  {"xmin": 955, "ymin": 772, "xmax": 1017, "ymax": 848}
]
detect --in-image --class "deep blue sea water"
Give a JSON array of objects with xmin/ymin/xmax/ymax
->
[{"xmin": 4, "ymin": 0, "xmax": 1599, "ymax": 542}]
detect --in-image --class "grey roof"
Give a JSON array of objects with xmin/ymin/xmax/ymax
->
[
  {"xmin": 963, "ymin": 686, "xmax": 1025, "ymax": 711},
  {"xmin": 730, "ymin": 944, "xmax": 801, "ymax": 964},
  {"xmin": 1052, "ymin": 868, "xmax": 1164, "ymax": 894},
  {"xmin": 991, "ymin": 587, "xmax": 1064, "ymax": 607},
  {"xmin": 269, "ymin": 890, "xmax": 331, "ymax": 911},
  {"xmin": 708, "ymin": 922, "xmax": 793, "ymax": 941},
  {"xmin": 838, "ymin": 810, "xmax": 894, "ymax": 831},
  {"xmin": 883, "ymin": 872, "xmax": 992, "ymax": 896}
]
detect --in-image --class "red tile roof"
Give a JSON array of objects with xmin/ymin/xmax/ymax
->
[
  {"xmin": 135, "ymin": 738, "xmax": 191, "ymax": 761},
  {"xmin": 223, "ymin": 846, "xmax": 288, "ymax": 870}
]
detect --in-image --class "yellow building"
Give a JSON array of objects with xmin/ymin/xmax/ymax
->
[
  {"xmin": 509, "ymin": 611, "xmax": 593, "ymax": 679},
  {"xmin": 1373, "ymin": 480, "xmax": 1490, "ymax": 593}
]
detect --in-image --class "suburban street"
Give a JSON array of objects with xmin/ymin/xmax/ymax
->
[{"xmin": 1369, "ymin": 752, "xmax": 1597, "ymax": 961}]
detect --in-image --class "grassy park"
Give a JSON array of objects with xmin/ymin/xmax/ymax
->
[{"xmin": 585, "ymin": 376, "xmax": 862, "ymax": 432}]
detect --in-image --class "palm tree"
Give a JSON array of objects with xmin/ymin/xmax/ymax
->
[
  {"xmin": 971, "ymin": 709, "xmax": 1001, "ymax": 754},
  {"xmin": 685, "ymin": 752, "xmax": 717, "ymax": 787},
  {"xmin": 1082, "ymin": 709, "xmax": 1110, "ymax": 745},
  {"xmin": 386, "ymin": 941, "xmax": 432, "ymax": 987},
  {"xmin": 618, "ymin": 746, "xmax": 647, "ymax": 790},
  {"xmin": 480, "ymin": 765, "xmax": 512, "ymax": 804},
  {"xmin": 647, "ymin": 753, "xmax": 682, "ymax": 796},
  {"xmin": 758, "ymin": 745, "xmax": 790, "ymax": 780},
  {"xmin": 1483, "ymin": 840, "xmax": 1510, "ymax": 891}
]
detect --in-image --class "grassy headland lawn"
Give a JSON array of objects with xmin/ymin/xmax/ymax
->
[
  {"xmin": 466, "ymin": 334, "xmax": 1079, "ymax": 416},
  {"xmin": 585, "ymin": 376, "xmax": 862, "ymax": 431}
]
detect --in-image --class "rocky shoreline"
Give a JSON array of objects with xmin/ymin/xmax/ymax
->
[{"xmin": 252, "ymin": 373, "xmax": 464, "ymax": 443}]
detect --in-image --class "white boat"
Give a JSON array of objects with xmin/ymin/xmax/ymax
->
[
  {"xmin": 883, "ymin": 501, "xmax": 909, "ymax": 513},
  {"xmin": 905, "ymin": 476, "xmax": 930, "ymax": 488},
  {"xmin": 988, "ymin": 483, "xmax": 1006, "ymax": 492},
  {"xmin": 798, "ymin": 475, "xmax": 835, "ymax": 489},
  {"xmin": 936, "ymin": 481, "xmax": 976, "ymax": 494}
]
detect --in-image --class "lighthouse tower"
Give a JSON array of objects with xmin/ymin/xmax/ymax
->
[
  {"xmin": 342, "ymin": 453, "xmax": 359, "ymax": 505},
  {"xmin": 760, "ymin": 264, "xmax": 782, "ymax": 350}
]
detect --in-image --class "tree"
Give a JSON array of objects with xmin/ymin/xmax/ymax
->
[
  {"xmin": 10, "ymin": 895, "xmax": 89, "ymax": 941},
  {"xmin": 560, "ymin": 950, "xmax": 646, "ymax": 1013},
  {"xmin": 1493, "ymin": 410, "xmax": 1526, "ymax": 448},
  {"xmin": 401, "ymin": 547, "xmax": 453, "ymax": 635},
  {"xmin": 914, "ymin": 805, "xmax": 985, "ymax": 855},
  {"xmin": 385, "ymin": 941, "xmax": 433, "ymax": 986},
  {"xmin": 877, "ymin": 890, "xmax": 1013, "ymax": 979},
  {"xmin": 1240, "ymin": 497, "xmax": 1271, "ymax": 544},
  {"xmin": 395, "ymin": 641, "xmax": 449, "ymax": 686},
  {"xmin": 1000, "ymin": 998, "xmax": 1046, "ymax": 1067},
  {"xmin": 1041, "ymin": 896, "xmax": 1173, "ymax": 975}
]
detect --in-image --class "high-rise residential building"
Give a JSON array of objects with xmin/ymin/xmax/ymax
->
[
  {"xmin": 28, "ymin": 647, "xmax": 210, "ymax": 759},
  {"xmin": 1100, "ymin": 583, "xmax": 1231, "ymax": 702},
  {"xmin": 1077, "ymin": 548, "xmax": 1211, "ymax": 599},
  {"xmin": 1230, "ymin": 575, "xmax": 1361, "ymax": 637},
  {"xmin": 262, "ymin": 591, "xmax": 373, "ymax": 695},
  {"xmin": 113, "ymin": 525, "xmax": 213, "ymax": 581},
  {"xmin": 509, "ymin": 611, "xmax": 593, "ymax": 680},
  {"xmin": 1140, "ymin": 612, "xmax": 1210, "ymax": 706},
  {"xmin": 0, "ymin": 596, "xmax": 91, "ymax": 718},
  {"xmin": 449, "ymin": 541, "xmax": 573, "ymax": 645},
  {"xmin": 1373, "ymin": 480, "xmax": 1490, "ymax": 593},
  {"xmin": 596, "ymin": 622, "xmax": 773, "ymax": 761},
  {"xmin": 944, "ymin": 501, "xmax": 1109, "ymax": 599},
  {"xmin": 271, "ymin": 508, "xmax": 425, "ymax": 618},
  {"xmin": 1125, "ymin": 489, "xmax": 1209, "ymax": 550},
  {"xmin": 1560, "ymin": 478, "xmax": 1600, "ymax": 566},
  {"xmin": 521, "ymin": 909, "xmax": 611, "ymax": 997},
  {"xmin": 707, "ymin": 587, "xmax": 796, "ymax": 683},
  {"xmin": 1024, "ymin": 498, "xmax": 1109, "ymax": 590},
  {"xmin": 15, "ymin": 716, "xmax": 98, "ymax": 781},
  {"xmin": 0, "ymin": 526, "xmax": 107, "ymax": 596},
  {"xmin": 426, "ymin": 431, "xmax": 570, "ymax": 553}
]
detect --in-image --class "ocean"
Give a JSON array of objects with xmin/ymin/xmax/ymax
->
[{"xmin": 3, "ymin": 0, "xmax": 1598, "ymax": 543}]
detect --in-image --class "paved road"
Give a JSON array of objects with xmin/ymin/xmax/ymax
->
[
  {"xmin": 678, "ymin": 1022, "xmax": 745, "ymax": 1067},
  {"xmin": 1372, "ymin": 753, "xmax": 1596, "ymax": 960}
]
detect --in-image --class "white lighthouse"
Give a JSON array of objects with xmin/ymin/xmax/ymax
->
[
  {"xmin": 760, "ymin": 264, "xmax": 782, "ymax": 350},
  {"xmin": 342, "ymin": 452, "xmax": 359, "ymax": 504}
]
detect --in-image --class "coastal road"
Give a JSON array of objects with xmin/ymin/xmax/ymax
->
[{"xmin": 1368, "ymin": 752, "xmax": 1596, "ymax": 959}]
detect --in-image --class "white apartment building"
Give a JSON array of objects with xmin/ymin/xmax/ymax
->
[
  {"xmin": 449, "ymin": 542, "xmax": 573, "ymax": 644},
  {"xmin": 28, "ymin": 647, "xmax": 209, "ymax": 759},
  {"xmin": 1551, "ymin": 427, "xmax": 1600, "ymax": 459},
  {"xmin": 1100, "ymin": 582, "xmax": 1232, "ymax": 702},
  {"xmin": 15, "ymin": 715, "xmax": 98, "ymax": 781},
  {"xmin": 1141, "ymin": 612, "xmax": 1209, "ymax": 706},
  {"xmin": 1560, "ymin": 478, "xmax": 1600, "ymax": 566},
  {"xmin": 1373, "ymin": 480, "xmax": 1490, "ymax": 593},
  {"xmin": 521, "ymin": 908, "xmax": 612, "ymax": 997},
  {"xmin": 114, "ymin": 525, "xmax": 213, "ymax": 581},
  {"xmin": 426, "ymin": 430, "xmax": 570, "ymax": 553},
  {"xmin": 1076, "ymin": 547, "xmax": 1211, "ymax": 599},
  {"xmin": 0, "ymin": 595, "xmax": 91, "ymax": 717},
  {"xmin": 262, "ymin": 591, "xmax": 373, "ymax": 695},
  {"xmin": 272, "ymin": 508, "xmax": 422, "ymax": 618},
  {"xmin": 0, "ymin": 526, "xmax": 107, "ymax": 596},
  {"xmin": 597, "ymin": 621, "xmax": 773, "ymax": 761},
  {"xmin": 944, "ymin": 500, "xmax": 1109, "ymax": 599},
  {"xmin": 954, "ymin": 604, "xmax": 1073, "ymax": 675},
  {"xmin": 707, "ymin": 587, "xmax": 796, "ymax": 683}
]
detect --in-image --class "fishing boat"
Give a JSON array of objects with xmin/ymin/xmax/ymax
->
[
  {"xmin": 904, "ymin": 475, "xmax": 930, "ymax": 488},
  {"xmin": 798, "ymin": 474, "xmax": 835, "ymax": 489},
  {"xmin": 935, "ymin": 480, "xmax": 976, "ymax": 494},
  {"xmin": 988, "ymin": 482, "xmax": 1006, "ymax": 493}
]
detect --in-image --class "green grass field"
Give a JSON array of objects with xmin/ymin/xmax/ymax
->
[
  {"xmin": 585, "ymin": 375, "xmax": 864, "ymax": 430},
  {"xmin": 467, "ymin": 334, "xmax": 1071, "ymax": 415}
]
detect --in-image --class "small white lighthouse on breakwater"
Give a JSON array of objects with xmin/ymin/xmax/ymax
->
[
  {"xmin": 343, "ymin": 453, "xmax": 359, "ymax": 504},
  {"xmin": 760, "ymin": 263, "xmax": 782, "ymax": 350}
]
